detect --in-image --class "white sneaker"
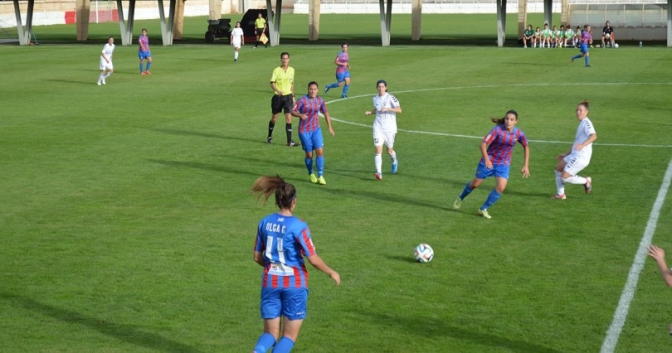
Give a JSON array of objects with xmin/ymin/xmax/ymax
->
[
  {"xmin": 102, "ymin": 79, "xmax": 106, "ymax": 85},
  {"xmin": 97, "ymin": 81, "xmax": 101, "ymax": 86}
]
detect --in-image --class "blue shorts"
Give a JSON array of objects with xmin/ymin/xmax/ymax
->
[
  {"xmin": 260, "ymin": 287, "xmax": 308, "ymax": 320},
  {"xmin": 299, "ymin": 129, "xmax": 324, "ymax": 152},
  {"xmin": 138, "ymin": 51, "xmax": 152, "ymax": 60},
  {"xmin": 474, "ymin": 161, "xmax": 510, "ymax": 180},
  {"xmin": 336, "ymin": 71, "xmax": 350, "ymax": 83},
  {"xmin": 580, "ymin": 43, "xmax": 589, "ymax": 53}
]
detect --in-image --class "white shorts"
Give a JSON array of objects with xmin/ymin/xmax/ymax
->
[
  {"xmin": 232, "ymin": 39, "xmax": 242, "ymax": 49},
  {"xmin": 99, "ymin": 58, "xmax": 113, "ymax": 71},
  {"xmin": 563, "ymin": 153, "xmax": 590, "ymax": 176},
  {"xmin": 373, "ymin": 129, "xmax": 395, "ymax": 148}
]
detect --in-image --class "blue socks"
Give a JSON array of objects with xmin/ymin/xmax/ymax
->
[
  {"xmin": 139, "ymin": 63, "xmax": 143, "ymax": 73},
  {"xmin": 273, "ymin": 337, "xmax": 295, "ymax": 353},
  {"xmin": 253, "ymin": 333, "xmax": 276, "ymax": 353},
  {"xmin": 305, "ymin": 157, "xmax": 313, "ymax": 175},
  {"xmin": 316, "ymin": 156, "xmax": 325, "ymax": 177},
  {"xmin": 481, "ymin": 190, "xmax": 502, "ymax": 210},
  {"xmin": 585, "ymin": 56, "xmax": 590, "ymax": 66},
  {"xmin": 458, "ymin": 182, "xmax": 473, "ymax": 200},
  {"xmin": 146, "ymin": 62, "xmax": 152, "ymax": 71},
  {"xmin": 342, "ymin": 84, "xmax": 349, "ymax": 96},
  {"xmin": 571, "ymin": 54, "xmax": 582, "ymax": 61},
  {"xmin": 326, "ymin": 82, "xmax": 339, "ymax": 89}
]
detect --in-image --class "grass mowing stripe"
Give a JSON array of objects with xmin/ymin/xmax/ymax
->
[{"xmin": 601, "ymin": 157, "xmax": 672, "ymax": 353}]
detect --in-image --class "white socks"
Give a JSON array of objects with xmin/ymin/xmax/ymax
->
[
  {"xmin": 389, "ymin": 151, "xmax": 397, "ymax": 165},
  {"xmin": 562, "ymin": 175, "xmax": 587, "ymax": 185},
  {"xmin": 374, "ymin": 154, "xmax": 382, "ymax": 174}
]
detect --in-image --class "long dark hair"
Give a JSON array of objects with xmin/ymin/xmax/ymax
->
[
  {"xmin": 491, "ymin": 109, "xmax": 518, "ymax": 125},
  {"xmin": 251, "ymin": 175, "xmax": 296, "ymax": 210}
]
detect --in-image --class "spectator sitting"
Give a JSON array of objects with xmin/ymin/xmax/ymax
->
[
  {"xmin": 523, "ymin": 25, "xmax": 534, "ymax": 48},
  {"xmin": 602, "ymin": 21, "xmax": 616, "ymax": 48}
]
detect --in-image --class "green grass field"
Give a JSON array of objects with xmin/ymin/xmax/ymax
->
[{"xmin": 1, "ymin": 14, "xmax": 672, "ymax": 353}]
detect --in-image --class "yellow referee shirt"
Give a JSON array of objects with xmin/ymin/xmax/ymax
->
[
  {"xmin": 255, "ymin": 17, "xmax": 266, "ymax": 30},
  {"xmin": 270, "ymin": 66, "xmax": 294, "ymax": 95}
]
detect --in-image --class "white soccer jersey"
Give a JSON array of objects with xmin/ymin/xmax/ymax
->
[
  {"xmin": 101, "ymin": 43, "xmax": 115, "ymax": 61},
  {"xmin": 372, "ymin": 93, "xmax": 400, "ymax": 133},
  {"xmin": 572, "ymin": 117, "xmax": 596, "ymax": 158},
  {"xmin": 231, "ymin": 27, "xmax": 244, "ymax": 47}
]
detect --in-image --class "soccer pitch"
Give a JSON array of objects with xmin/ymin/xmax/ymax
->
[{"xmin": 1, "ymin": 14, "xmax": 671, "ymax": 353}]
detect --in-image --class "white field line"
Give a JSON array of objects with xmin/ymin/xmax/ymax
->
[
  {"xmin": 325, "ymin": 82, "xmax": 672, "ymax": 148},
  {"xmin": 600, "ymin": 157, "xmax": 672, "ymax": 353}
]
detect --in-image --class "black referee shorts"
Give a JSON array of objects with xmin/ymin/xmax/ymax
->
[{"xmin": 271, "ymin": 95, "xmax": 293, "ymax": 114}]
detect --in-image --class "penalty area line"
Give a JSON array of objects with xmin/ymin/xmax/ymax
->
[
  {"xmin": 600, "ymin": 157, "xmax": 672, "ymax": 353},
  {"xmin": 329, "ymin": 118, "xmax": 672, "ymax": 148}
]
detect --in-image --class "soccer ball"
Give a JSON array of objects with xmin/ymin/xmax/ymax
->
[
  {"xmin": 605, "ymin": 33, "xmax": 611, "ymax": 39},
  {"xmin": 414, "ymin": 243, "xmax": 434, "ymax": 263},
  {"xmin": 614, "ymin": 43, "xmax": 619, "ymax": 48}
]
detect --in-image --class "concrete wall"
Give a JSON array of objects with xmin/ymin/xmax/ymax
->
[{"xmin": 294, "ymin": 1, "xmax": 561, "ymax": 14}]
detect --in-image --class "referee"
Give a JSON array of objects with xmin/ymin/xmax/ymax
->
[{"xmin": 267, "ymin": 52, "xmax": 299, "ymax": 147}]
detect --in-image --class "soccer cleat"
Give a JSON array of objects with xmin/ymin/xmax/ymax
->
[
  {"xmin": 266, "ymin": 137, "xmax": 272, "ymax": 144},
  {"xmin": 584, "ymin": 177, "xmax": 592, "ymax": 194},
  {"xmin": 551, "ymin": 194, "xmax": 567, "ymax": 200},
  {"xmin": 141, "ymin": 72, "xmax": 147, "ymax": 76},
  {"xmin": 341, "ymin": 95, "xmax": 347, "ymax": 99},
  {"xmin": 317, "ymin": 176, "xmax": 326, "ymax": 185},
  {"xmin": 391, "ymin": 162, "xmax": 398, "ymax": 175},
  {"xmin": 571, "ymin": 58, "xmax": 575, "ymax": 63},
  {"xmin": 374, "ymin": 173, "xmax": 382, "ymax": 181},
  {"xmin": 145, "ymin": 71, "xmax": 151, "ymax": 75},
  {"xmin": 97, "ymin": 80, "xmax": 101, "ymax": 86},
  {"xmin": 287, "ymin": 141, "xmax": 300, "ymax": 147},
  {"xmin": 478, "ymin": 209, "xmax": 492, "ymax": 219},
  {"xmin": 324, "ymin": 86, "xmax": 330, "ymax": 94},
  {"xmin": 102, "ymin": 79, "xmax": 106, "ymax": 85},
  {"xmin": 309, "ymin": 173, "xmax": 318, "ymax": 184},
  {"xmin": 453, "ymin": 197, "xmax": 463, "ymax": 210},
  {"xmin": 234, "ymin": 59, "xmax": 237, "ymax": 62}
]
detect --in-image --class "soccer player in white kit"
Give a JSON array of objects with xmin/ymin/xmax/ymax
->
[
  {"xmin": 97, "ymin": 36, "xmax": 115, "ymax": 85},
  {"xmin": 552, "ymin": 99, "xmax": 597, "ymax": 199},
  {"xmin": 230, "ymin": 21, "xmax": 244, "ymax": 62},
  {"xmin": 364, "ymin": 79, "xmax": 402, "ymax": 180}
]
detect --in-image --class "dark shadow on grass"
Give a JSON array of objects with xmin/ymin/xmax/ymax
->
[
  {"xmin": 384, "ymin": 254, "xmax": 419, "ymax": 264},
  {"xmin": 147, "ymin": 128, "xmax": 263, "ymax": 145},
  {"xmin": 349, "ymin": 309, "xmax": 563, "ymax": 353},
  {"xmin": 0, "ymin": 293, "xmax": 202, "ymax": 353},
  {"xmin": 49, "ymin": 79, "xmax": 97, "ymax": 85},
  {"xmin": 149, "ymin": 159, "xmax": 261, "ymax": 178},
  {"xmin": 319, "ymin": 187, "xmax": 450, "ymax": 211}
]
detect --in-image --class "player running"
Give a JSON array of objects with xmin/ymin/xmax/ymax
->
[
  {"xmin": 364, "ymin": 79, "xmax": 401, "ymax": 181},
  {"xmin": 571, "ymin": 25, "xmax": 593, "ymax": 67},
  {"xmin": 551, "ymin": 99, "xmax": 597, "ymax": 199},
  {"xmin": 323, "ymin": 43, "xmax": 351, "ymax": 99},
  {"xmin": 453, "ymin": 110, "xmax": 530, "ymax": 219},
  {"xmin": 291, "ymin": 81, "xmax": 335, "ymax": 185}
]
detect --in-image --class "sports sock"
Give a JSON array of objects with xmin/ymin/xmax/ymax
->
[
  {"xmin": 285, "ymin": 123, "xmax": 292, "ymax": 143},
  {"xmin": 98, "ymin": 73, "xmax": 104, "ymax": 82},
  {"xmin": 342, "ymin": 84, "xmax": 350, "ymax": 96},
  {"xmin": 374, "ymin": 153, "xmax": 382, "ymax": 174},
  {"xmin": 481, "ymin": 190, "xmax": 502, "ymax": 210},
  {"xmin": 571, "ymin": 54, "xmax": 582, "ymax": 60},
  {"xmin": 316, "ymin": 155, "xmax": 325, "ymax": 177},
  {"xmin": 305, "ymin": 157, "xmax": 313, "ymax": 175},
  {"xmin": 555, "ymin": 170, "xmax": 565, "ymax": 195},
  {"xmin": 389, "ymin": 151, "xmax": 397, "ymax": 164},
  {"xmin": 273, "ymin": 337, "xmax": 295, "ymax": 353},
  {"xmin": 235, "ymin": 51, "xmax": 239, "ymax": 60},
  {"xmin": 139, "ymin": 63, "xmax": 143, "ymax": 73},
  {"xmin": 458, "ymin": 182, "xmax": 474, "ymax": 200},
  {"xmin": 267, "ymin": 121, "xmax": 275, "ymax": 138},
  {"xmin": 146, "ymin": 62, "xmax": 152, "ymax": 71},
  {"xmin": 562, "ymin": 175, "xmax": 587, "ymax": 185},
  {"xmin": 585, "ymin": 56, "xmax": 590, "ymax": 66},
  {"xmin": 104, "ymin": 72, "xmax": 112, "ymax": 78},
  {"xmin": 253, "ymin": 333, "xmax": 276, "ymax": 353},
  {"xmin": 327, "ymin": 82, "xmax": 338, "ymax": 89}
]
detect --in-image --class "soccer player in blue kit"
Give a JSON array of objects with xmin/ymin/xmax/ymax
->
[
  {"xmin": 292, "ymin": 81, "xmax": 335, "ymax": 185},
  {"xmin": 453, "ymin": 110, "xmax": 530, "ymax": 219},
  {"xmin": 250, "ymin": 175, "xmax": 341, "ymax": 353},
  {"xmin": 323, "ymin": 43, "xmax": 351, "ymax": 99}
]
